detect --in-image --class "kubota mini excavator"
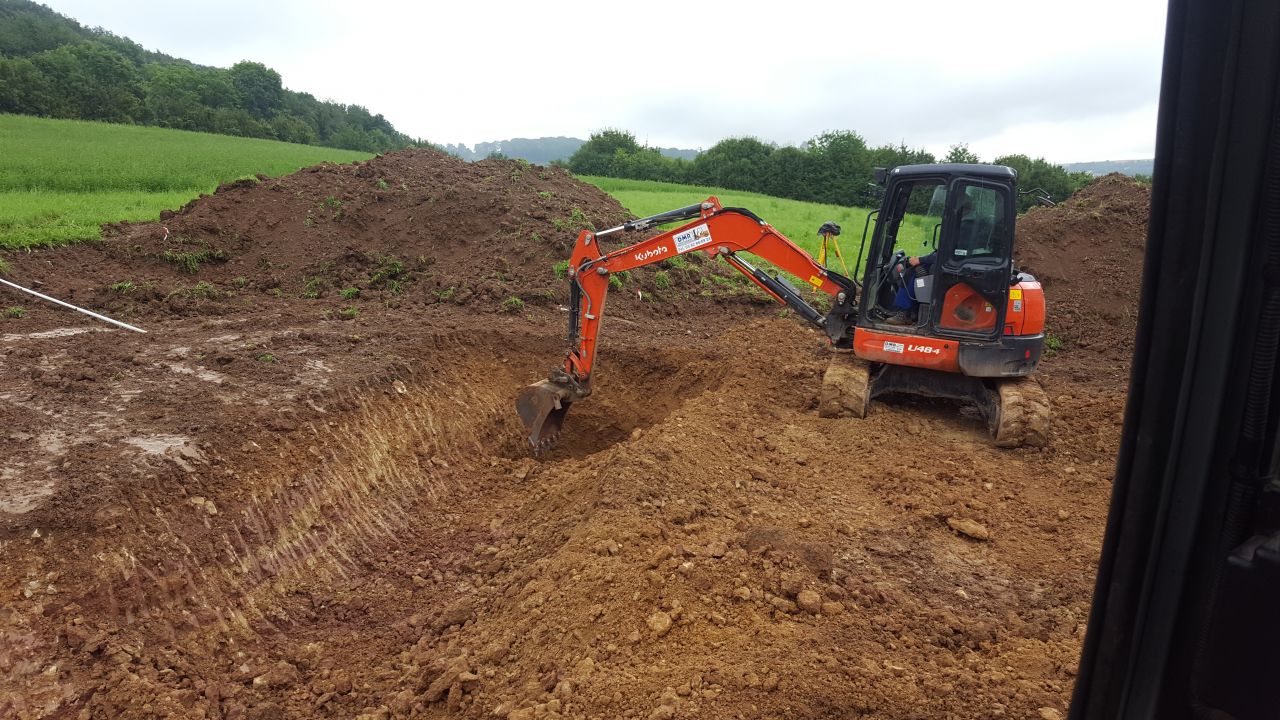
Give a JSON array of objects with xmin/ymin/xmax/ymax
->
[{"xmin": 517, "ymin": 163, "xmax": 1050, "ymax": 449}]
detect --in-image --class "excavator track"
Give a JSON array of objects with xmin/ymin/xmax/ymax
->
[
  {"xmin": 991, "ymin": 376, "xmax": 1051, "ymax": 448},
  {"xmin": 818, "ymin": 352, "xmax": 872, "ymax": 419}
]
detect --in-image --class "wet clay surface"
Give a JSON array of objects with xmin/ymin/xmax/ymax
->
[{"xmin": 0, "ymin": 156, "xmax": 1148, "ymax": 719}]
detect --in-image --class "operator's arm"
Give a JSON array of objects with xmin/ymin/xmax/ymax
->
[{"xmin": 908, "ymin": 251, "xmax": 937, "ymax": 267}]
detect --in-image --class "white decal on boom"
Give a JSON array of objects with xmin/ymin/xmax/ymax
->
[{"xmin": 673, "ymin": 223, "xmax": 714, "ymax": 253}]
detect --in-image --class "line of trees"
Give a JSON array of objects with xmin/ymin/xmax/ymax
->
[
  {"xmin": 0, "ymin": 0, "xmax": 421, "ymax": 153},
  {"xmin": 566, "ymin": 129, "xmax": 1094, "ymax": 211}
]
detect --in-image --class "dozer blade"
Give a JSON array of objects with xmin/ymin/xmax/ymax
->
[{"xmin": 516, "ymin": 380, "xmax": 574, "ymax": 449}]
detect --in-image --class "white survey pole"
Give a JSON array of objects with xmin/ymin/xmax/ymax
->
[{"xmin": 0, "ymin": 278, "xmax": 147, "ymax": 334}]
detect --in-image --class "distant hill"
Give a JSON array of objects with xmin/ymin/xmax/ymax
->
[
  {"xmin": 1062, "ymin": 159, "xmax": 1154, "ymax": 177},
  {"xmin": 654, "ymin": 146, "xmax": 699, "ymax": 161},
  {"xmin": 0, "ymin": 0, "xmax": 420, "ymax": 153},
  {"xmin": 442, "ymin": 137, "xmax": 584, "ymax": 165},
  {"xmin": 443, "ymin": 137, "xmax": 698, "ymax": 164}
]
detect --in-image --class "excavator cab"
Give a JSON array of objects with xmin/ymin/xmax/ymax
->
[{"xmin": 859, "ymin": 164, "xmax": 1017, "ymax": 340}]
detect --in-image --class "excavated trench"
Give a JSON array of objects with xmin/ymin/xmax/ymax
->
[
  {"xmin": 29, "ymin": 330, "xmax": 776, "ymax": 718},
  {"xmin": 81, "ymin": 338, "xmax": 731, "ymax": 636}
]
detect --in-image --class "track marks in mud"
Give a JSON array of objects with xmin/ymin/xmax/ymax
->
[
  {"xmin": 88, "ymin": 347, "xmax": 514, "ymax": 632},
  {"xmin": 82, "ymin": 335, "xmax": 734, "ymax": 636}
]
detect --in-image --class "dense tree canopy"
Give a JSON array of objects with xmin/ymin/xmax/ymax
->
[
  {"xmin": 567, "ymin": 128, "xmax": 1092, "ymax": 211},
  {"xmin": 0, "ymin": 0, "xmax": 422, "ymax": 153}
]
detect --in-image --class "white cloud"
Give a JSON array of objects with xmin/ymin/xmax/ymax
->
[{"xmin": 45, "ymin": 0, "xmax": 1167, "ymax": 163}]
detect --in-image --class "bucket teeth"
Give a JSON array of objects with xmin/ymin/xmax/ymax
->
[{"xmin": 532, "ymin": 431, "xmax": 561, "ymax": 456}]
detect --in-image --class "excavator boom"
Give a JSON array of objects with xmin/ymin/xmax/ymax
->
[{"xmin": 516, "ymin": 197, "xmax": 857, "ymax": 447}]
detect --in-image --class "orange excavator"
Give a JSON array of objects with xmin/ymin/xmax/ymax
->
[{"xmin": 517, "ymin": 163, "xmax": 1051, "ymax": 449}]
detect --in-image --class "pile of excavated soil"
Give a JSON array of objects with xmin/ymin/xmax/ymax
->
[
  {"xmin": 1016, "ymin": 174, "xmax": 1150, "ymax": 377},
  {"xmin": 7, "ymin": 149, "xmax": 745, "ymax": 332},
  {"xmin": 0, "ymin": 162, "xmax": 1146, "ymax": 720}
]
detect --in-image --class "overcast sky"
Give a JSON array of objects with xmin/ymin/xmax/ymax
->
[{"xmin": 47, "ymin": 0, "xmax": 1167, "ymax": 163}]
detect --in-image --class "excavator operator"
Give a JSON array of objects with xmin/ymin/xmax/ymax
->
[{"xmin": 887, "ymin": 251, "xmax": 936, "ymax": 325}]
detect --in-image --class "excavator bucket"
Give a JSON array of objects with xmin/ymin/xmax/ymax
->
[{"xmin": 516, "ymin": 380, "xmax": 575, "ymax": 449}]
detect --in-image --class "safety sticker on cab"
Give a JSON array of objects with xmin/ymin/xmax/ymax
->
[
  {"xmin": 883, "ymin": 341, "xmax": 904, "ymax": 353},
  {"xmin": 673, "ymin": 223, "xmax": 713, "ymax": 253}
]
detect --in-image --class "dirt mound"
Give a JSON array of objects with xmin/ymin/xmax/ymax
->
[
  {"xmin": 1016, "ymin": 173, "xmax": 1150, "ymax": 372},
  {"xmin": 3, "ymin": 149, "xmax": 741, "ymax": 331}
]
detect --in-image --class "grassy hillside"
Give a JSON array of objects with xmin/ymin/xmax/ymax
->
[
  {"xmin": 578, "ymin": 176, "xmax": 906, "ymax": 278},
  {"xmin": 0, "ymin": 114, "xmax": 372, "ymax": 248}
]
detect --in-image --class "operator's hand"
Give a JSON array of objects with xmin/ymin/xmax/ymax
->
[{"xmin": 908, "ymin": 256, "xmax": 921, "ymax": 267}]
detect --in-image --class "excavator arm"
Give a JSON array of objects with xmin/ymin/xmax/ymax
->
[{"xmin": 516, "ymin": 197, "xmax": 858, "ymax": 447}]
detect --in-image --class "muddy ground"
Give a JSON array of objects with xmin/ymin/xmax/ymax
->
[{"xmin": 0, "ymin": 153, "xmax": 1147, "ymax": 720}]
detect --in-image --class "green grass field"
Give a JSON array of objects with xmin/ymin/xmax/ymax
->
[
  {"xmin": 0, "ymin": 117, "xmax": 935, "ymax": 282},
  {"xmin": 579, "ymin": 176, "xmax": 937, "ymax": 279},
  {"xmin": 0, "ymin": 114, "xmax": 372, "ymax": 248}
]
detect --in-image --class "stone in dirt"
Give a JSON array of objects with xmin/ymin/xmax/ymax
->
[
  {"xmin": 252, "ymin": 661, "xmax": 299, "ymax": 689},
  {"xmin": 796, "ymin": 589, "xmax": 822, "ymax": 614},
  {"xmin": 763, "ymin": 672, "xmax": 781, "ymax": 692},
  {"xmin": 649, "ymin": 705, "xmax": 676, "ymax": 720},
  {"xmin": 648, "ymin": 546, "xmax": 675, "ymax": 568},
  {"xmin": 425, "ymin": 656, "xmax": 472, "ymax": 702},
  {"xmin": 435, "ymin": 598, "xmax": 475, "ymax": 629},
  {"xmin": 947, "ymin": 517, "xmax": 991, "ymax": 541},
  {"xmin": 647, "ymin": 611, "xmax": 673, "ymax": 637}
]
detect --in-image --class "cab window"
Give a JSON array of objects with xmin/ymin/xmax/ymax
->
[
  {"xmin": 948, "ymin": 184, "xmax": 1006, "ymax": 262},
  {"xmin": 883, "ymin": 180, "xmax": 946, "ymax": 258}
]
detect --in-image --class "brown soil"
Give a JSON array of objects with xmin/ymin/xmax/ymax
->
[
  {"xmin": 0, "ymin": 156, "xmax": 1148, "ymax": 720},
  {"xmin": 1017, "ymin": 173, "xmax": 1150, "ymax": 379}
]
